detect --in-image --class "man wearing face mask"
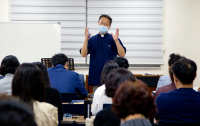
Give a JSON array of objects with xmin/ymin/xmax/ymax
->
[{"xmin": 80, "ymin": 14, "xmax": 126, "ymax": 91}]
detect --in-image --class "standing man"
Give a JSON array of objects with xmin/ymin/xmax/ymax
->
[{"xmin": 80, "ymin": 14, "xmax": 126, "ymax": 90}]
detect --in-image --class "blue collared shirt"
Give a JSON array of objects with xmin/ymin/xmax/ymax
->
[
  {"xmin": 47, "ymin": 64, "xmax": 88, "ymax": 99},
  {"xmin": 80, "ymin": 33, "xmax": 126, "ymax": 86}
]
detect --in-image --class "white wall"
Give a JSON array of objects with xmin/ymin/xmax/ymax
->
[
  {"xmin": 1, "ymin": 0, "xmax": 200, "ymax": 87},
  {"xmin": 0, "ymin": 0, "xmax": 9, "ymax": 21}
]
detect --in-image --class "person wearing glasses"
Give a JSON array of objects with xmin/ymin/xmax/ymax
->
[{"xmin": 80, "ymin": 14, "xmax": 126, "ymax": 91}]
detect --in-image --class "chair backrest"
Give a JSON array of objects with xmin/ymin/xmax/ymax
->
[
  {"xmin": 62, "ymin": 104, "xmax": 84, "ymax": 115},
  {"xmin": 41, "ymin": 58, "xmax": 75, "ymax": 70},
  {"xmin": 79, "ymin": 74, "xmax": 85, "ymax": 86},
  {"xmin": 103, "ymin": 104, "xmax": 112, "ymax": 109},
  {"xmin": 60, "ymin": 93, "xmax": 78, "ymax": 103},
  {"xmin": 159, "ymin": 121, "xmax": 200, "ymax": 126},
  {"xmin": 136, "ymin": 76, "xmax": 159, "ymax": 87}
]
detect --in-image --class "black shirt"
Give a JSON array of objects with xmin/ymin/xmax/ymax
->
[
  {"xmin": 45, "ymin": 87, "xmax": 63, "ymax": 120},
  {"xmin": 94, "ymin": 106, "xmax": 120, "ymax": 126}
]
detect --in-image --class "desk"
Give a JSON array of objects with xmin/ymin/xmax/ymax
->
[
  {"xmin": 86, "ymin": 74, "xmax": 161, "ymax": 93},
  {"xmin": 61, "ymin": 116, "xmax": 94, "ymax": 125},
  {"xmin": 61, "ymin": 118, "xmax": 75, "ymax": 124},
  {"xmin": 75, "ymin": 116, "xmax": 86, "ymax": 124}
]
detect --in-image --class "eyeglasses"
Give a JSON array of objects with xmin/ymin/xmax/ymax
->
[{"xmin": 99, "ymin": 22, "xmax": 110, "ymax": 27}]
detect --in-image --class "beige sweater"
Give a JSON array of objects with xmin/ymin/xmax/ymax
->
[{"xmin": 33, "ymin": 101, "xmax": 58, "ymax": 126}]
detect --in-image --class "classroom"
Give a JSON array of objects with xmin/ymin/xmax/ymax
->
[{"xmin": 0, "ymin": 0, "xmax": 200, "ymax": 126}]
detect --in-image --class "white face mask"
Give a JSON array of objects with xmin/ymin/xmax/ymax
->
[{"xmin": 98, "ymin": 25, "xmax": 108, "ymax": 34}]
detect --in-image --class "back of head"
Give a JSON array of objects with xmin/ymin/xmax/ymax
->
[
  {"xmin": 0, "ymin": 94, "xmax": 37, "ymax": 126},
  {"xmin": 33, "ymin": 62, "xmax": 51, "ymax": 87},
  {"xmin": 0, "ymin": 55, "xmax": 20, "ymax": 76},
  {"xmin": 12, "ymin": 63, "xmax": 45, "ymax": 107},
  {"xmin": 172, "ymin": 58, "xmax": 197, "ymax": 84},
  {"xmin": 51, "ymin": 53, "xmax": 68, "ymax": 67},
  {"xmin": 112, "ymin": 80, "xmax": 157, "ymax": 119},
  {"xmin": 100, "ymin": 60, "xmax": 119, "ymax": 85},
  {"xmin": 105, "ymin": 68, "xmax": 136, "ymax": 97},
  {"xmin": 168, "ymin": 53, "xmax": 184, "ymax": 66},
  {"xmin": 113, "ymin": 57, "xmax": 129, "ymax": 69}
]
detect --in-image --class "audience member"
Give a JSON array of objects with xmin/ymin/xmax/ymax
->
[
  {"xmin": 113, "ymin": 80, "xmax": 157, "ymax": 126},
  {"xmin": 0, "ymin": 55, "xmax": 20, "ymax": 95},
  {"xmin": 48, "ymin": 53, "xmax": 88, "ymax": 99},
  {"xmin": 113, "ymin": 57, "xmax": 129, "ymax": 69},
  {"xmin": 33, "ymin": 62, "xmax": 63, "ymax": 120},
  {"xmin": 0, "ymin": 94, "xmax": 37, "ymax": 126},
  {"xmin": 94, "ymin": 68, "xmax": 136, "ymax": 126},
  {"xmin": 92, "ymin": 60, "xmax": 119, "ymax": 115},
  {"xmin": 154, "ymin": 66, "xmax": 176, "ymax": 99},
  {"xmin": 156, "ymin": 53, "xmax": 183, "ymax": 90},
  {"xmin": 155, "ymin": 58, "xmax": 200, "ymax": 124},
  {"xmin": 12, "ymin": 63, "xmax": 58, "ymax": 126}
]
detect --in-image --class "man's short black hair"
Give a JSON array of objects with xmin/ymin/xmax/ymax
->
[
  {"xmin": 0, "ymin": 55, "xmax": 20, "ymax": 76},
  {"xmin": 51, "ymin": 53, "xmax": 68, "ymax": 67},
  {"xmin": 168, "ymin": 53, "xmax": 184, "ymax": 66},
  {"xmin": 99, "ymin": 14, "xmax": 112, "ymax": 25},
  {"xmin": 113, "ymin": 57, "xmax": 129, "ymax": 69},
  {"xmin": 0, "ymin": 94, "xmax": 37, "ymax": 126},
  {"xmin": 172, "ymin": 58, "xmax": 197, "ymax": 84}
]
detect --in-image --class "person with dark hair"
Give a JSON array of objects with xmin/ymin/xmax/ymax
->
[
  {"xmin": 33, "ymin": 62, "xmax": 63, "ymax": 121},
  {"xmin": 12, "ymin": 63, "xmax": 58, "ymax": 126},
  {"xmin": 0, "ymin": 94, "xmax": 37, "ymax": 126},
  {"xmin": 94, "ymin": 68, "xmax": 136, "ymax": 126},
  {"xmin": 113, "ymin": 80, "xmax": 157, "ymax": 126},
  {"xmin": 155, "ymin": 58, "xmax": 200, "ymax": 124},
  {"xmin": 154, "ymin": 54, "xmax": 184, "ymax": 99},
  {"xmin": 113, "ymin": 57, "xmax": 129, "ymax": 69},
  {"xmin": 156, "ymin": 53, "xmax": 184, "ymax": 90},
  {"xmin": 80, "ymin": 14, "xmax": 126, "ymax": 91},
  {"xmin": 91, "ymin": 60, "xmax": 119, "ymax": 115},
  {"xmin": 0, "ymin": 55, "xmax": 20, "ymax": 95},
  {"xmin": 48, "ymin": 53, "xmax": 88, "ymax": 99}
]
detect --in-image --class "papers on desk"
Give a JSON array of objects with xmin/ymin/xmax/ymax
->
[{"xmin": 71, "ymin": 100, "xmax": 85, "ymax": 104}]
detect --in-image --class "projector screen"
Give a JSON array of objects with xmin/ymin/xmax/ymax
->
[{"xmin": 0, "ymin": 22, "xmax": 61, "ymax": 63}]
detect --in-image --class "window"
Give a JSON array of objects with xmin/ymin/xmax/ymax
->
[{"xmin": 10, "ymin": 0, "xmax": 163, "ymax": 67}]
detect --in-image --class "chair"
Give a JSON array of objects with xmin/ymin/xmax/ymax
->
[
  {"xmin": 159, "ymin": 120, "xmax": 200, "ymax": 126},
  {"xmin": 79, "ymin": 74, "xmax": 85, "ymax": 86},
  {"xmin": 62, "ymin": 104, "xmax": 84, "ymax": 115},
  {"xmin": 103, "ymin": 104, "xmax": 112, "ymax": 109},
  {"xmin": 60, "ymin": 93, "xmax": 78, "ymax": 103},
  {"xmin": 41, "ymin": 58, "xmax": 75, "ymax": 70}
]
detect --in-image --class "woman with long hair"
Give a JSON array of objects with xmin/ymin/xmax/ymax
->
[{"xmin": 12, "ymin": 63, "xmax": 58, "ymax": 126}]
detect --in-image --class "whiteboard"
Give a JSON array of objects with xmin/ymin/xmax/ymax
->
[{"xmin": 0, "ymin": 22, "xmax": 61, "ymax": 63}]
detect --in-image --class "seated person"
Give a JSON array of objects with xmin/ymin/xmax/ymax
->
[
  {"xmin": 154, "ymin": 67, "xmax": 176, "ymax": 99},
  {"xmin": 0, "ymin": 94, "xmax": 37, "ymax": 126},
  {"xmin": 112, "ymin": 80, "xmax": 157, "ymax": 126},
  {"xmin": 33, "ymin": 62, "xmax": 63, "ymax": 121},
  {"xmin": 113, "ymin": 56, "xmax": 129, "ymax": 69},
  {"xmin": 47, "ymin": 53, "xmax": 88, "ymax": 99},
  {"xmin": 0, "ymin": 55, "xmax": 20, "ymax": 95},
  {"xmin": 94, "ymin": 68, "xmax": 136, "ymax": 126},
  {"xmin": 155, "ymin": 58, "xmax": 200, "ymax": 123},
  {"xmin": 12, "ymin": 63, "xmax": 58, "ymax": 126},
  {"xmin": 156, "ymin": 53, "xmax": 183, "ymax": 91},
  {"xmin": 92, "ymin": 60, "xmax": 119, "ymax": 116}
]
